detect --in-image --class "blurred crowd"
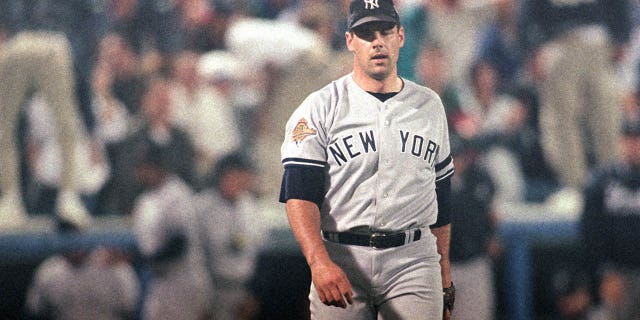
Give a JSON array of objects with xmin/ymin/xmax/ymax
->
[{"xmin": 1, "ymin": 0, "xmax": 640, "ymax": 319}]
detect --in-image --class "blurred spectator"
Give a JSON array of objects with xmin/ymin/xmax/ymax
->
[
  {"xmin": 90, "ymin": 41, "xmax": 135, "ymax": 145},
  {"xmin": 475, "ymin": 0, "xmax": 524, "ymax": 92},
  {"xmin": 221, "ymin": 16, "xmax": 333, "ymax": 156},
  {"xmin": 580, "ymin": 118, "xmax": 640, "ymax": 320},
  {"xmin": 454, "ymin": 59, "xmax": 528, "ymax": 205},
  {"xmin": 0, "ymin": 31, "xmax": 92, "ymax": 230},
  {"xmin": 448, "ymin": 134, "xmax": 501, "ymax": 320},
  {"xmin": 331, "ymin": 0, "xmax": 353, "ymax": 50},
  {"xmin": 195, "ymin": 152, "xmax": 265, "ymax": 320},
  {"xmin": 221, "ymin": 8, "xmax": 339, "ymax": 140},
  {"xmin": 169, "ymin": 50, "xmax": 243, "ymax": 185},
  {"xmin": 547, "ymin": 268, "xmax": 606, "ymax": 320},
  {"xmin": 23, "ymin": 95, "xmax": 110, "ymax": 217},
  {"xmin": 25, "ymin": 219, "xmax": 139, "ymax": 320},
  {"xmin": 416, "ymin": 41, "xmax": 462, "ymax": 116},
  {"xmin": 276, "ymin": 0, "xmax": 353, "ymax": 50},
  {"xmin": 427, "ymin": 0, "xmax": 500, "ymax": 87},
  {"xmin": 517, "ymin": 0, "xmax": 633, "ymax": 190},
  {"xmin": 278, "ymin": 0, "xmax": 341, "ymax": 50},
  {"xmin": 507, "ymin": 86, "xmax": 560, "ymax": 202},
  {"xmin": 247, "ymin": 0, "xmax": 299, "ymax": 19},
  {"xmin": 224, "ymin": 15, "xmax": 326, "ymax": 74},
  {"xmin": 96, "ymin": 76, "xmax": 197, "ymax": 216},
  {"xmin": 0, "ymin": 0, "xmax": 103, "ymax": 131},
  {"xmin": 133, "ymin": 75, "xmax": 196, "ymax": 187},
  {"xmin": 95, "ymin": 32, "xmax": 147, "ymax": 116},
  {"xmin": 618, "ymin": 3, "xmax": 640, "ymax": 116},
  {"xmin": 94, "ymin": 0, "xmax": 185, "ymax": 74},
  {"xmin": 0, "ymin": 0, "xmax": 99, "ymax": 70},
  {"xmin": 181, "ymin": 1, "xmax": 235, "ymax": 53},
  {"xmin": 132, "ymin": 143, "xmax": 213, "ymax": 320},
  {"xmin": 397, "ymin": 0, "xmax": 431, "ymax": 82},
  {"xmin": 252, "ymin": 2, "xmax": 351, "ymax": 200}
]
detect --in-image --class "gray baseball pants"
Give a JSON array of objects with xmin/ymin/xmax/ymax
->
[{"xmin": 310, "ymin": 236, "xmax": 442, "ymax": 320}]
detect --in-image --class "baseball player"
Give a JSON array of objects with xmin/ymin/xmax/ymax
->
[
  {"xmin": 580, "ymin": 118, "xmax": 640, "ymax": 320},
  {"xmin": 131, "ymin": 144, "xmax": 213, "ymax": 320},
  {"xmin": 26, "ymin": 220, "xmax": 140, "ymax": 320},
  {"xmin": 280, "ymin": 0, "xmax": 455, "ymax": 319},
  {"xmin": 0, "ymin": 31, "xmax": 91, "ymax": 229},
  {"xmin": 518, "ymin": 0, "xmax": 631, "ymax": 190}
]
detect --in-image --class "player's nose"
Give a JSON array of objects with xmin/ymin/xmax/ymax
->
[
  {"xmin": 372, "ymin": 32, "xmax": 385, "ymax": 43},
  {"xmin": 371, "ymin": 32, "xmax": 386, "ymax": 48}
]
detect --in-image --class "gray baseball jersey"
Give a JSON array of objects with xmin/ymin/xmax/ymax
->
[
  {"xmin": 281, "ymin": 74, "xmax": 454, "ymax": 233},
  {"xmin": 26, "ymin": 250, "xmax": 139, "ymax": 320}
]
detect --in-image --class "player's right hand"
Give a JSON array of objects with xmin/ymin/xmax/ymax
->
[{"xmin": 310, "ymin": 259, "xmax": 354, "ymax": 308}]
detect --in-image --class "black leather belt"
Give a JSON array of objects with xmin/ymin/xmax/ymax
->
[{"xmin": 322, "ymin": 229, "xmax": 422, "ymax": 249}]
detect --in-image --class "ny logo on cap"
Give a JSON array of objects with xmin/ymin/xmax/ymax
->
[{"xmin": 363, "ymin": 0, "xmax": 379, "ymax": 10}]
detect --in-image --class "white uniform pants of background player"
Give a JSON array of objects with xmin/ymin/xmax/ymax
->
[
  {"xmin": 0, "ymin": 32, "xmax": 82, "ymax": 209},
  {"xmin": 539, "ymin": 26, "xmax": 623, "ymax": 190},
  {"xmin": 310, "ymin": 237, "xmax": 442, "ymax": 319}
]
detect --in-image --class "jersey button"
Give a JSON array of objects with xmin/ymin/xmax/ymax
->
[
  {"xmin": 383, "ymin": 193, "xmax": 388, "ymax": 198},
  {"xmin": 384, "ymin": 120, "xmax": 390, "ymax": 126}
]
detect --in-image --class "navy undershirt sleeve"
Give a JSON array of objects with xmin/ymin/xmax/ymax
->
[
  {"xmin": 431, "ymin": 176, "xmax": 452, "ymax": 228},
  {"xmin": 279, "ymin": 166, "xmax": 326, "ymax": 209}
]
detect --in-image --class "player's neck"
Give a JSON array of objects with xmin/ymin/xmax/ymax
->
[{"xmin": 353, "ymin": 72, "xmax": 403, "ymax": 94}]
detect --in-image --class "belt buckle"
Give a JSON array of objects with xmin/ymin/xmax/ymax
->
[{"xmin": 370, "ymin": 232, "xmax": 386, "ymax": 248}]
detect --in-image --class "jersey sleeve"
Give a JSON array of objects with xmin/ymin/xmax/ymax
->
[
  {"xmin": 435, "ymin": 99, "xmax": 454, "ymax": 182},
  {"xmin": 432, "ymin": 94, "xmax": 454, "ymax": 227},
  {"xmin": 281, "ymin": 92, "xmax": 329, "ymax": 169},
  {"xmin": 431, "ymin": 176, "xmax": 452, "ymax": 228},
  {"xmin": 279, "ymin": 166, "xmax": 326, "ymax": 207},
  {"xmin": 279, "ymin": 92, "xmax": 329, "ymax": 205}
]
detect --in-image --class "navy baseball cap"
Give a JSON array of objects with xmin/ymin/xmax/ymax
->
[{"xmin": 348, "ymin": 0, "xmax": 400, "ymax": 30}]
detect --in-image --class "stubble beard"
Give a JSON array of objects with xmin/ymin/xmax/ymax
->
[{"xmin": 366, "ymin": 59, "xmax": 393, "ymax": 81}]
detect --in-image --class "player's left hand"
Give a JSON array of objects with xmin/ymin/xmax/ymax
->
[{"xmin": 442, "ymin": 283, "xmax": 455, "ymax": 320}]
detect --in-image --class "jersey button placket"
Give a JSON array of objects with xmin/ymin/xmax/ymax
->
[{"xmin": 376, "ymin": 102, "xmax": 393, "ymax": 231}]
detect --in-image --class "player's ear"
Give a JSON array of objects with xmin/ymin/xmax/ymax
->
[
  {"xmin": 345, "ymin": 31, "xmax": 356, "ymax": 52},
  {"xmin": 397, "ymin": 26, "xmax": 405, "ymax": 48}
]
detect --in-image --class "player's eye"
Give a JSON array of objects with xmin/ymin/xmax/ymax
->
[
  {"xmin": 353, "ymin": 22, "xmax": 396, "ymax": 41},
  {"xmin": 353, "ymin": 28, "xmax": 376, "ymax": 41}
]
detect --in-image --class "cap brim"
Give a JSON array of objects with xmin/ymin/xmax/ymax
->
[{"xmin": 350, "ymin": 15, "xmax": 398, "ymax": 30}]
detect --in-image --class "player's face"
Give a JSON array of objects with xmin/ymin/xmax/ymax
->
[
  {"xmin": 346, "ymin": 22, "xmax": 405, "ymax": 81},
  {"xmin": 220, "ymin": 169, "xmax": 254, "ymax": 200}
]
